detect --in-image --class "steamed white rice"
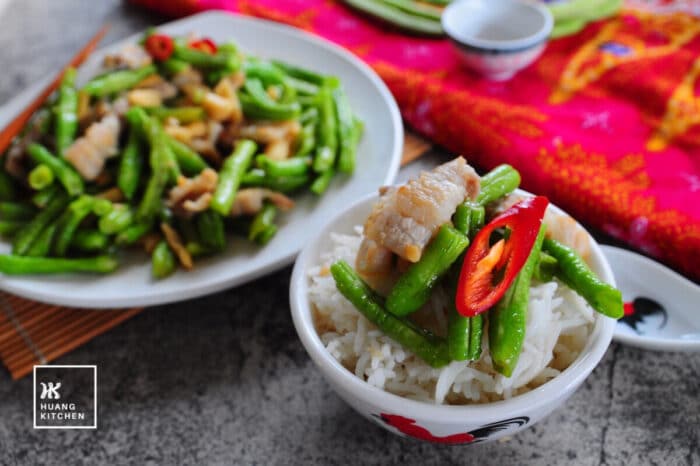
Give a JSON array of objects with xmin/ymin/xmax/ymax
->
[{"xmin": 309, "ymin": 227, "xmax": 596, "ymax": 405}]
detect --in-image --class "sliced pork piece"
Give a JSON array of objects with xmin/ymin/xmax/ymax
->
[
  {"xmin": 201, "ymin": 78, "xmax": 243, "ymax": 123},
  {"xmin": 237, "ymin": 120, "xmax": 301, "ymax": 145},
  {"xmin": 65, "ymin": 114, "xmax": 121, "ymax": 181},
  {"xmin": 264, "ymin": 139, "xmax": 291, "ymax": 161},
  {"xmin": 230, "ymin": 188, "xmax": 294, "ymax": 216},
  {"xmin": 167, "ymin": 168, "xmax": 218, "ymax": 217},
  {"xmin": 127, "ymin": 89, "xmax": 162, "ymax": 108},
  {"xmin": 363, "ymin": 157, "xmax": 480, "ymax": 262},
  {"xmin": 103, "ymin": 44, "xmax": 152, "ymax": 70},
  {"xmin": 189, "ymin": 121, "xmax": 223, "ymax": 163},
  {"xmin": 172, "ymin": 68, "xmax": 203, "ymax": 89},
  {"xmin": 134, "ymin": 74, "xmax": 177, "ymax": 100},
  {"xmin": 355, "ymin": 238, "xmax": 398, "ymax": 295},
  {"xmin": 233, "ymin": 120, "xmax": 301, "ymax": 160}
]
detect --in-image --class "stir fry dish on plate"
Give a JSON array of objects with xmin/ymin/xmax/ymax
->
[
  {"xmin": 309, "ymin": 158, "xmax": 623, "ymax": 404},
  {"xmin": 0, "ymin": 30, "xmax": 362, "ymax": 279}
]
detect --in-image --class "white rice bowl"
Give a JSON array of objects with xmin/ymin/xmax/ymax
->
[{"xmin": 308, "ymin": 226, "xmax": 596, "ymax": 405}]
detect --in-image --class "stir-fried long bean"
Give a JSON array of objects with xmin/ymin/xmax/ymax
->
[
  {"xmin": 489, "ymin": 225, "xmax": 547, "ymax": 376},
  {"xmin": 0, "ymin": 33, "xmax": 363, "ymax": 279},
  {"xmin": 117, "ymin": 130, "xmax": 143, "ymax": 201},
  {"xmin": 152, "ymin": 240, "xmax": 176, "ymax": 279},
  {"xmin": 0, "ymin": 255, "xmax": 118, "ymax": 275},
  {"xmin": 248, "ymin": 203, "xmax": 277, "ymax": 245},
  {"xmin": 475, "ymin": 164, "xmax": 521, "ymax": 205},
  {"xmin": 543, "ymin": 238, "xmax": 623, "ymax": 318},
  {"xmin": 70, "ymin": 230, "xmax": 109, "ymax": 252},
  {"xmin": 386, "ymin": 225, "xmax": 469, "ymax": 316},
  {"xmin": 53, "ymin": 195, "xmax": 95, "ymax": 256},
  {"xmin": 28, "ymin": 164, "xmax": 54, "ymax": 190},
  {"xmin": 82, "ymin": 64, "xmax": 157, "ymax": 97},
  {"xmin": 54, "ymin": 67, "xmax": 79, "ymax": 157},
  {"xmin": 211, "ymin": 140, "xmax": 257, "ymax": 216},
  {"xmin": 27, "ymin": 143, "xmax": 83, "ymax": 196},
  {"xmin": 331, "ymin": 260, "xmax": 450, "ymax": 368},
  {"xmin": 12, "ymin": 194, "xmax": 69, "ymax": 256},
  {"xmin": 312, "ymin": 84, "xmax": 339, "ymax": 173}
]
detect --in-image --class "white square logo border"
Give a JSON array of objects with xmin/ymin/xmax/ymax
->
[{"xmin": 33, "ymin": 365, "xmax": 97, "ymax": 429}]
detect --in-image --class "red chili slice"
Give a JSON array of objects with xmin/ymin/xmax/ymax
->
[
  {"xmin": 144, "ymin": 34, "xmax": 174, "ymax": 61},
  {"xmin": 189, "ymin": 38, "xmax": 217, "ymax": 54},
  {"xmin": 455, "ymin": 196, "xmax": 549, "ymax": 317}
]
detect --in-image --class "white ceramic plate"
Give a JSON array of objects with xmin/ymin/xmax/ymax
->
[{"xmin": 0, "ymin": 12, "xmax": 403, "ymax": 308}]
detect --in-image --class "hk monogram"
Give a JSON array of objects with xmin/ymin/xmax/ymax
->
[{"xmin": 40, "ymin": 382, "xmax": 61, "ymax": 400}]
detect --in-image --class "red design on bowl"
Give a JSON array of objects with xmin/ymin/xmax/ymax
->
[{"xmin": 378, "ymin": 413, "xmax": 531, "ymax": 444}]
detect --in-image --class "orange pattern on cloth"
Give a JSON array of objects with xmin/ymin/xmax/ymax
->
[
  {"xmin": 649, "ymin": 56, "xmax": 700, "ymax": 150},
  {"xmin": 131, "ymin": 0, "xmax": 700, "ymax": 281},
  {"xmin": 551, "ymin": 11, "xmax": 700, "ymax": 104}
]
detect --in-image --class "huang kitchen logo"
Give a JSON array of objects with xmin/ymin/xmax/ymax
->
[
  {"xmin": 33, "ymin": 365, "xmax": 97, "ymax": 429},
  {"xmin": 40, "ymin": 382, "xmax": 61, "ymax": 400}
]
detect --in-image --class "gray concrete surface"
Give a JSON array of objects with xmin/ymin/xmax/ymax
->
[{"xmin": 0, "ymin": 1, "xmax": 698, "ymax": 464}]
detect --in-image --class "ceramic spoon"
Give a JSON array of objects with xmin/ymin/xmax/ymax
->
[{"xmin": 601, "ymin": 245, "xmax": 700, "ymax": 352}]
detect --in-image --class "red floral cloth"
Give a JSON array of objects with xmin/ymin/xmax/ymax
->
[{"xmin": 132, "ymin": 0, "xmax": 700, "ymax": 280}]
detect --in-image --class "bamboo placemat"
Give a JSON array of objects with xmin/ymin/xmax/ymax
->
[{"xmin": 0, "ymin": 132, "xmax": 431, "ymax": 380}]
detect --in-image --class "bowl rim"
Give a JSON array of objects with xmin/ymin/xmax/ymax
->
[
  {"xmin": 290, "ymin": 189, "xmax": 616, "ymax": 423},
  {"xmin": 441, "ymin": 0, "xmax": 554, "ymax": 52}
]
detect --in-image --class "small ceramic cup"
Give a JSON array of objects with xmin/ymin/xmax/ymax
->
[
  {"xmin": 442, "ymin": 0, "xmax": 553, "ymax": 81},
  {"xmin": 290, "ymin": 190, "xmax": 616, "ymax": 445}
]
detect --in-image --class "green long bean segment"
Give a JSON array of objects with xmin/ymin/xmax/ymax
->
[
  {"xmin": 27, "ymin": 143, "xmax": 84, "ymax": 196},
  {"xmin": 173, "ymin": 41, "xmax": 239, "ymax": 70},
  {"xmin": 135, "ymin": 115, "xmax": 171, "ymax": 221},
  {"xmin": 489, "ymin": 225, "xmax": 547, "ymax": 377},
  {"xmin": 447, "ymin": 206, "xmax": 485, "ymax": 361},
  {"xmin": 28, "ymin": 164, "xmax": 54, "ymax": 190},
  {"xmin": 309, "ymin": 169, "xmax": 334, "ymax": 195},
  {"xmin": 32, "ymin": 185, "xmax": 61, "ymax": 209},
  {"xmin": 248, "ymin": 203, "xmax": 277, "ymax": 245},
  {"xmin": 117, "ymin": 130, "xmax": 143, "ymax": 201},
  {"xmin": 82, "ymin": 64, "xmax": 157, "ymax": 97},
  {"xmin": 0, "ymin": 255, "xmax": 118, "ymax": 275},
  {"xmin": 239, "ymin": 79, "xmax": 301, "ymax": 121},
  {"xmin": 241, "ymin": 169, "xmax": 310, "ymax": 193},
  {"xmin": 71, "ymin": 230, "xmax": 110, "ymax": 252},
  {"xmin": 53, "ymin": 195, "xmax": 95, "ymax": 256},
  {"xmin": 26, "ymin": 224, "xmax": 58, "ymax": 257},
  {"xmin": 152, "ymin": 240, "xmax": 176, "ymax": 279},
  {"xmin": 543, "ymin": 238, "xmax": 623, "ymax": 319},
  {"xmin": 12, "ymin": 194, "xmax": 69, "ymax": 256},
  {"xmin": 256, "ymin": 155, "xmax": 310, "ymax": 178},
  {"xmin": 333, "ymin": 87, "xmax": 356, "ymax": 174},
  {"xmin": 331, "ymin": 260, "xmax": 450, "ymax": 368},
  {"xmin": 386, "ymin": 225, "xmax": 469, "ymax": 316},
  {"xmin": 99, "ymin": 205, "xmax": 134, "ymax": 235},
  {"xmin": 211, "ymin": 140, "xmax": 257, "ymax": 216},
  {"xmin": 55, "ymin": 67, "xmax": 79, "ymax": 157},
  {"xmin": 167, "ymin": 138, "xmax": 208, "ymax": 175},
  {"xmin": 475, "ymin": 164, "xmax": 521, "ymax": 206},
  {"xmin": 312, "ymin": 84, "xmax": 338, "ymax": 173},
  {"xmin": 197, "ymin": 210, "xmax": 226, "ymax": 251}
]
